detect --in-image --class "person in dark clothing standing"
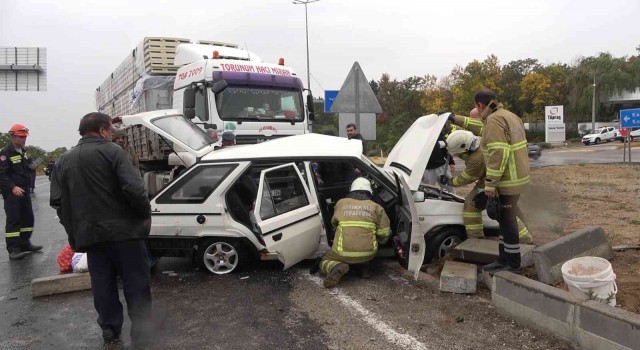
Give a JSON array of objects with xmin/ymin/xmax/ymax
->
[
  {"xmin": 25, "ymin": 153, "xmax": 37, "ymax": 193},
  {"xmin": 346, "ymin": 123, "xmax": 368, "ymax": 155},
  {"xmin": 50, "ymin": 112, "xmax": 153, "ymax": 345},
  {"xmin": 0, "ymin": 124, "xmax": 43, "ymax": 260}
]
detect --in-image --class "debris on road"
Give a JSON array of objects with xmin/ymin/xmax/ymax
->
[
  {"xmin": 31, "ymin": 272, "xmax": 92, "ymax": 297},
  {"xmin": 439, "ymin": 261, "xmax": 477, "ymax": 294}
]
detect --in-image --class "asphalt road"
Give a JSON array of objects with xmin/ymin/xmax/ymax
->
[
  {"xmin": 534, "ymin": 141, "xmax": 640, "ymax": 167},
  {"xmin": 0, "ymin": 177, "xmax": 572, "ymax": 350}
]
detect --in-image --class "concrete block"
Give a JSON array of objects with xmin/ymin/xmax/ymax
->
[
  {"xmin": 479, "ymin": 270, "xmax": 494, "ymax": 292},
  {"xmin": 574, "ymin": 300, "xmax": 640, "ymax": 350},
  {"xmin": 32, "ymin": 272, "xmax": 92, "ymax": 297},
  {"xmin": 439, "ymin": 261, "xmax": 477, "ymax": 294},
  {"xmin": 451, "ymin": 238, "xmax": 535, "ymax": 267},
  {"xmin": 533, "ymin": 226, "xmax": 613, "ymax": 285},
  {"xmin": 492, "ymin": 271, "xmax": 586, "ymax": 342}
]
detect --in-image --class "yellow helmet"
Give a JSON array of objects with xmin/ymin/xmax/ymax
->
[{"xmin": 446, "ymin": 130, "xmax": 475, "ymax": 155}]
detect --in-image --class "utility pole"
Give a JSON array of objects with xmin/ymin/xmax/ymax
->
[
  {"xmin": 591, "ymin": 75, "xmax": 596, "ymax": 133},
  {"xmin": 292, "ymin": 0, "xmax": 319, "ymax": 91}
]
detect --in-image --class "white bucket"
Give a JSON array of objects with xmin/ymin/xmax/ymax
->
[{"xmin": 561, "ymin": 256, "xmax": 617, "ymax": 306}]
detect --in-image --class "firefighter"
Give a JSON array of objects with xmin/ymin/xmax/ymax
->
[
  {"xmin": 444, "ymin": 130, "xmax": 532, "ymax": 243},
  {"xmin": 0, "ymin": 124, "xmax": 42, "ymax": 260},
  {"xmin": 320, "ymin": 177, "xmax": 390, "ymax": 288},
  {"xmin": 475, "ymin": 88, "xmax": 530, "ymax": 274}
]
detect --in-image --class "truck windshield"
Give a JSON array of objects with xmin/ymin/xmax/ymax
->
[
  {"xmin": 151, "ymin": 115, "xmax": 211, "ymax": 151},
  {"xmin": 216, "ymin": 86, "xmax": 304, "ymax": 122}
]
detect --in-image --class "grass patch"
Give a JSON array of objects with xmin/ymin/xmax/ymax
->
[{"xmin": 631, "ymin": 220, "xmax": 640, "ymax": 225}]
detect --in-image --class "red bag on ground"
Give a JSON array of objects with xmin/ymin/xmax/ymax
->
[{"xmin": 57, "ymin": 244, "xmax": 75, "ymax": 273}]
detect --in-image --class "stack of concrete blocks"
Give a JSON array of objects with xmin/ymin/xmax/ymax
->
[{"xmin": 95, "ymin": 37, "xmax": 190, "ymax": 117}]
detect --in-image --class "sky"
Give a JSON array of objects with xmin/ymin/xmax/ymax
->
[{"xmin": 1, "ymin": 0, "xmax": 639, "ymax": 150}]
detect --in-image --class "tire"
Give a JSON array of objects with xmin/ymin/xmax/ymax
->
[
  {"xmin": 595, "ymin": 138, "xmax": 601, "ymax": 145},
  {"xmin": 583, "ymin": 142, "xmax": 590, "ymax": 146},
  {"xmin": 532, "ymin": 154, "xmax": 540, "ymax": 160},
  {"xmin": 423, "ymin": 227, "xmax": 466, "ymax": 264},
  {"xmin": 196, "ymin": 238, "xmax": 248, "ymax": 274}
]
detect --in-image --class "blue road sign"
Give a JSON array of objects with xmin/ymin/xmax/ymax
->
[
  {"xmin": 324, "ymin": 90, "xmax": 339, "ymax": 113},
  {"xmin": 620, "ymin": 108, "xmax": 640, "ymax": 128}
]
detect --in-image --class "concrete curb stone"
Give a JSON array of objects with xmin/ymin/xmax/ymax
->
[
  {"xmin": 32, "ymin": 272, "xmax": 92, "ymax": 297},
  {"xmin": 439, "ymin": 261, "xmax": 477, "ymax": 294},
  {"xmin": 492, "ymin": 271, "xmax": 640, "ymax": 350},
  {"xmin": 532, "ymin": 226, "xmax": 613, "ymax": 285}
]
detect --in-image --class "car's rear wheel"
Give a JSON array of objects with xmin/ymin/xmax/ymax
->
[
  {"xmin": 196, "ymin": 238, "xmax": 248, "ymax": 274},
  {"xmin": 423, "ymin": 227, "xmax": 466, "ymax": 264}
]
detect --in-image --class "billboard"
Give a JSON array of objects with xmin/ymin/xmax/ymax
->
[
  {"xmin": 0, "ymin": 47, "xmax": 47, "ymax": 91},
  {"xmin": 544, "ymin": 105, "xmax": 565, "ymax": 143}
]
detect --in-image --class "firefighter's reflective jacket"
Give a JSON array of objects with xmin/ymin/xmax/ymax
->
[
  {"xmin": 0, "ymin": 145, "xmax": 30, "ymax": 197},
  {"xmin": 450, "ymin": 144, "xmax": 485, "ymax": 189},
  {"xmin": 480, "ymin": 101, "xmax": 530, "ymax": 195},
  {"xmin": 452, "ymin": 114, "xmax": 485, "ymax": 136},
  {"xmin": 330, "ymin": 197, "xmax": 390, "ymax": 259}
]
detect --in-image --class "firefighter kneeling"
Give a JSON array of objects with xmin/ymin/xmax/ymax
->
[
  {"xmin": 444, "ymin": 130, "xmax": 533, "ymax": 244},
  {"xmin": 320, "ymin": 178, "xmax": 390, "ymax": 288}
]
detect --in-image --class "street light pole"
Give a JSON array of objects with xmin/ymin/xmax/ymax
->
[
  {"xmin": 293, "ymin": 0, "xmax": 319, "ymax": 91},
  {"xmin": 591, "ymin": 75, "xmax": 596, "ymax": 133}
]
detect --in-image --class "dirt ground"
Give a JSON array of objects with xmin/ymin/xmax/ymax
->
[{"xmin": 520, "ymin": 164, "xmax": 640, "ymax": 313}]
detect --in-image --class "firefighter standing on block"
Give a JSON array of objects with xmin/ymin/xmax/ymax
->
[
  {"xmin": 444, "ymin": 130, "xmax": 532, "ymax": 243},
  {"xmin": 0, "ymin": 124, "xmax": 43, "ymax": 260},
  {"xmin": 320, "ymin": 178, "xmax": 390, "ymax": 288},
  {"xmin": 474, "ymin": 88, "xmax": 530, "ymax": 274}
]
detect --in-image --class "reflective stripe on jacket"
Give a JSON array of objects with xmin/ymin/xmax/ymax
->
[
  {"xmin": 331, "ymin": 197, "xmax": 390, "ymax": 258},
  {"xmin": 450, "ymin": 145, "xmax": 485, "ymax": 189},
  {"xmin": 453, "ymin": 115, "xmax": 485, "ymax": 136},
  {"xmin": 481, "ymin": 101, "xmax": 530, "ymax": 195}
]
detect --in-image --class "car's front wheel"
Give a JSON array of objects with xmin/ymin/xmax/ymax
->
[
  {"xmin": 197, "ymin": 238, "xmax": 248, "ymax": 274},
  {"xmin": 423, "ymin": 227, "xmax": 466, "ymax": 264},
  {"xmin": 595, "ymin": 138, "xmax": 601, "ymax": 144}
]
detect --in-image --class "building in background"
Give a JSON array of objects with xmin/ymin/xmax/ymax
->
[{"xmin": 0, "ymin": 47, "xmax": 47, "ymax": 91}]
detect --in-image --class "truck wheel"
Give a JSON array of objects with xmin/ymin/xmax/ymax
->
[
  {"xmin": 595, "ymin": 138, "xmax": 601, "ymax": 145},
  {"xmin": 423, "ymin": 227, "xmax": 466, "ymax": 264},
  {"xmin": 196, "ymin": 238, "xmax": 248, "ymax": 274}
]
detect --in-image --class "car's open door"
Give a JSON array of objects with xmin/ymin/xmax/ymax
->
[
  {"xmin": 394, "ymin": 170, "xmax": 425, "ymax": 279},
  {"xmin": 253, "ymin": 163, "xmax": 322, "ymax": 269}
]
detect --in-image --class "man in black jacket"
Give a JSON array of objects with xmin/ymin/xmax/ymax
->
[
  {"xmin": 50, "ymin": 112, "xmax": 153, "ymax": 345},
  {"xmin": 346, "ymin": 123, "xmax": 368, "ymax": 155}
]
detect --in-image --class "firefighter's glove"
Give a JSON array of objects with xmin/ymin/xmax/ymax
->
[
  {"xmin": 438, "ymin": 175, "xmax": 450, "ymax": 186},
  {"xmin": 473, "ymin": 192, "xmax": 488, "ymax": 210},
  {"xmin": 486, "ymin": 195, "xmax": 502, "ymax": 221}
]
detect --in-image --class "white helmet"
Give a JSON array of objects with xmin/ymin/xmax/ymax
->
[
  {"xmin": 446, "ymin": 130, "xmax": 475, "ymax": 155},
  {"xmin": 350, "ymin": 177, "xmax": 372, "ymax": 194}
]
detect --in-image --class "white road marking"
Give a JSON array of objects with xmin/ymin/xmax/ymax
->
[
  {"xmin": 306, "ymin": 274, "xmax": 429, "ymax": 350},
  {"xmin": 35, "ymin": 181, "xmax": 50, "ymax": 188}
]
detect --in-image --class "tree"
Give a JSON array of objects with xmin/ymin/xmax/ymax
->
[
  {"xmin": 450, "ymin": 55, "xmax": 502, "ymax": 114},
  {"xmin": 47, "ymin": 147, "xmax": 68, "ymax": 160},
  {"xmin": 519, "ymin": 72, "xmax": 551, "ymax": 122},
  {"xmin": 421, "ymin": 75, "xmax": 453, "ymax": 114},
  {"xmin": 500, "ymin": 58, "xmax": 542, "ymax": 116}
]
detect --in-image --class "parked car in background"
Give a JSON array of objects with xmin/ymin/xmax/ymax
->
[
  {"xmin": 617, "ymin": 128, "xmax": 640, "ymax": 142},
  {"xmin": 582, "ymin": 126, "xmax": 619, "ymax": 145},
  {"xmin": 527, "ymin": 143, "xmax": 542, "ymax": 160}
]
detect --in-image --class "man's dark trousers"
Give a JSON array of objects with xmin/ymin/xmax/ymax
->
[
  {"xmin": 86, "ymin": 239, "xmax": 152, "ymax": 339},
  {"xmin": 4, "ymin": 193, "xmax": 34, "ymax": 253},
  {"xmin": 497, "ymin": 194, "xmax": 522, "ymax": 268}
]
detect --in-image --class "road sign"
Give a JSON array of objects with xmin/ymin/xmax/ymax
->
[
  {"xmin": 324, "ymin": 90, "xmax": 339, "ymax": 113},
  {"xmin": 620, "ymin": 108, "xmax": 640, "ymax": 128}
]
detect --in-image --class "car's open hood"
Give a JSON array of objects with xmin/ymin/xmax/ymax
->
[
  {"xmin": 121, "ymin": 109, "xmax": 216, "ymax": 159},
  {"xmin": 383, "ymin": 113, "xmax": 449, "ymax": 191}
]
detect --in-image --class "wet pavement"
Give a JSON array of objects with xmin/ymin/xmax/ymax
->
[{"xmin": 0, "ymin": 177, "xmax": 572, "ymax": 349}]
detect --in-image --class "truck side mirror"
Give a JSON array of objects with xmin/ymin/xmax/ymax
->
[
  {"xmin": 183, "ymin": 87, "xmax": 196, "ymax": 119},
  {"xmin": 211, "ymin": 80, "xmax": 228, "ymax": 94},
  {"xmin": 306, "ymin": 94, "xmax": 315, "ymax": 121}
]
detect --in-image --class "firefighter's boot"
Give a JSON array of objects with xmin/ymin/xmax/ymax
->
[{"xmin": 323, "ymin": 263, "xmax": 349, "ymax": 288}]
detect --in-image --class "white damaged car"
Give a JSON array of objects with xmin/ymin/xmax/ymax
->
[{"xmin": 123, "ymin": 111, "xmax": 499, "ymax": 277}]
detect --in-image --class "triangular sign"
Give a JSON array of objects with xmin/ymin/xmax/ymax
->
[{"xmin": 330, "ymin": 62, "xmax": 382, "ymax": 113}]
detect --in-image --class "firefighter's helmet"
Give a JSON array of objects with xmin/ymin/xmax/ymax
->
[
  {"xmin": 446, "ymin": 130, "xmax": 475, "ymax": 155},
  {"xmin": 350, "ymin": 177, "xmax": 372, "ymax": 194},
  {"xmin": 8, "ymin": 124, "xmax": 29, "ymax": 137}
]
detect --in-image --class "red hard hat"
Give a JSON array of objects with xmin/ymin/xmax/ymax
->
[{"xmin": 9, "ymin": 124, "xmax": 29, "ymax": 137}]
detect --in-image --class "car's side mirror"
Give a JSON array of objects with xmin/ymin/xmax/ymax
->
[
  {"xmin": 211, "ymin": 80, "xmax": 228, "ymax": 94},
  {"xmin": 306, "ymin": 93, "xmax": 315, "ymax": 121},
  {"xmin": 183, "ymin": 87, "xmax": 196, "ymax": 119},
  {"xmin": 412, "ymin": 191, "xmax": 425, "ymax": 202}
]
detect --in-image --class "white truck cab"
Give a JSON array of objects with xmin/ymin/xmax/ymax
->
[
  {"xmin": 122, "ymin": 111, "xmax": 499, "ymax": 278},
  {"xmin": 172, "ymin": 44, "xmax": 312, "ymax": 144}
]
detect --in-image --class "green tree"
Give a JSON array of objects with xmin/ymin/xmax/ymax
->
[
  {"xmin": 450, "ymin": 55, "xmax": 502, "ymax": 114},
  {"xmin": 500, "ymin": 58, "xmax": 542, "ymax": 116},
  {"xmin": 519, "ymin": 72, "xmax": 551, "ymax": 122}
]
